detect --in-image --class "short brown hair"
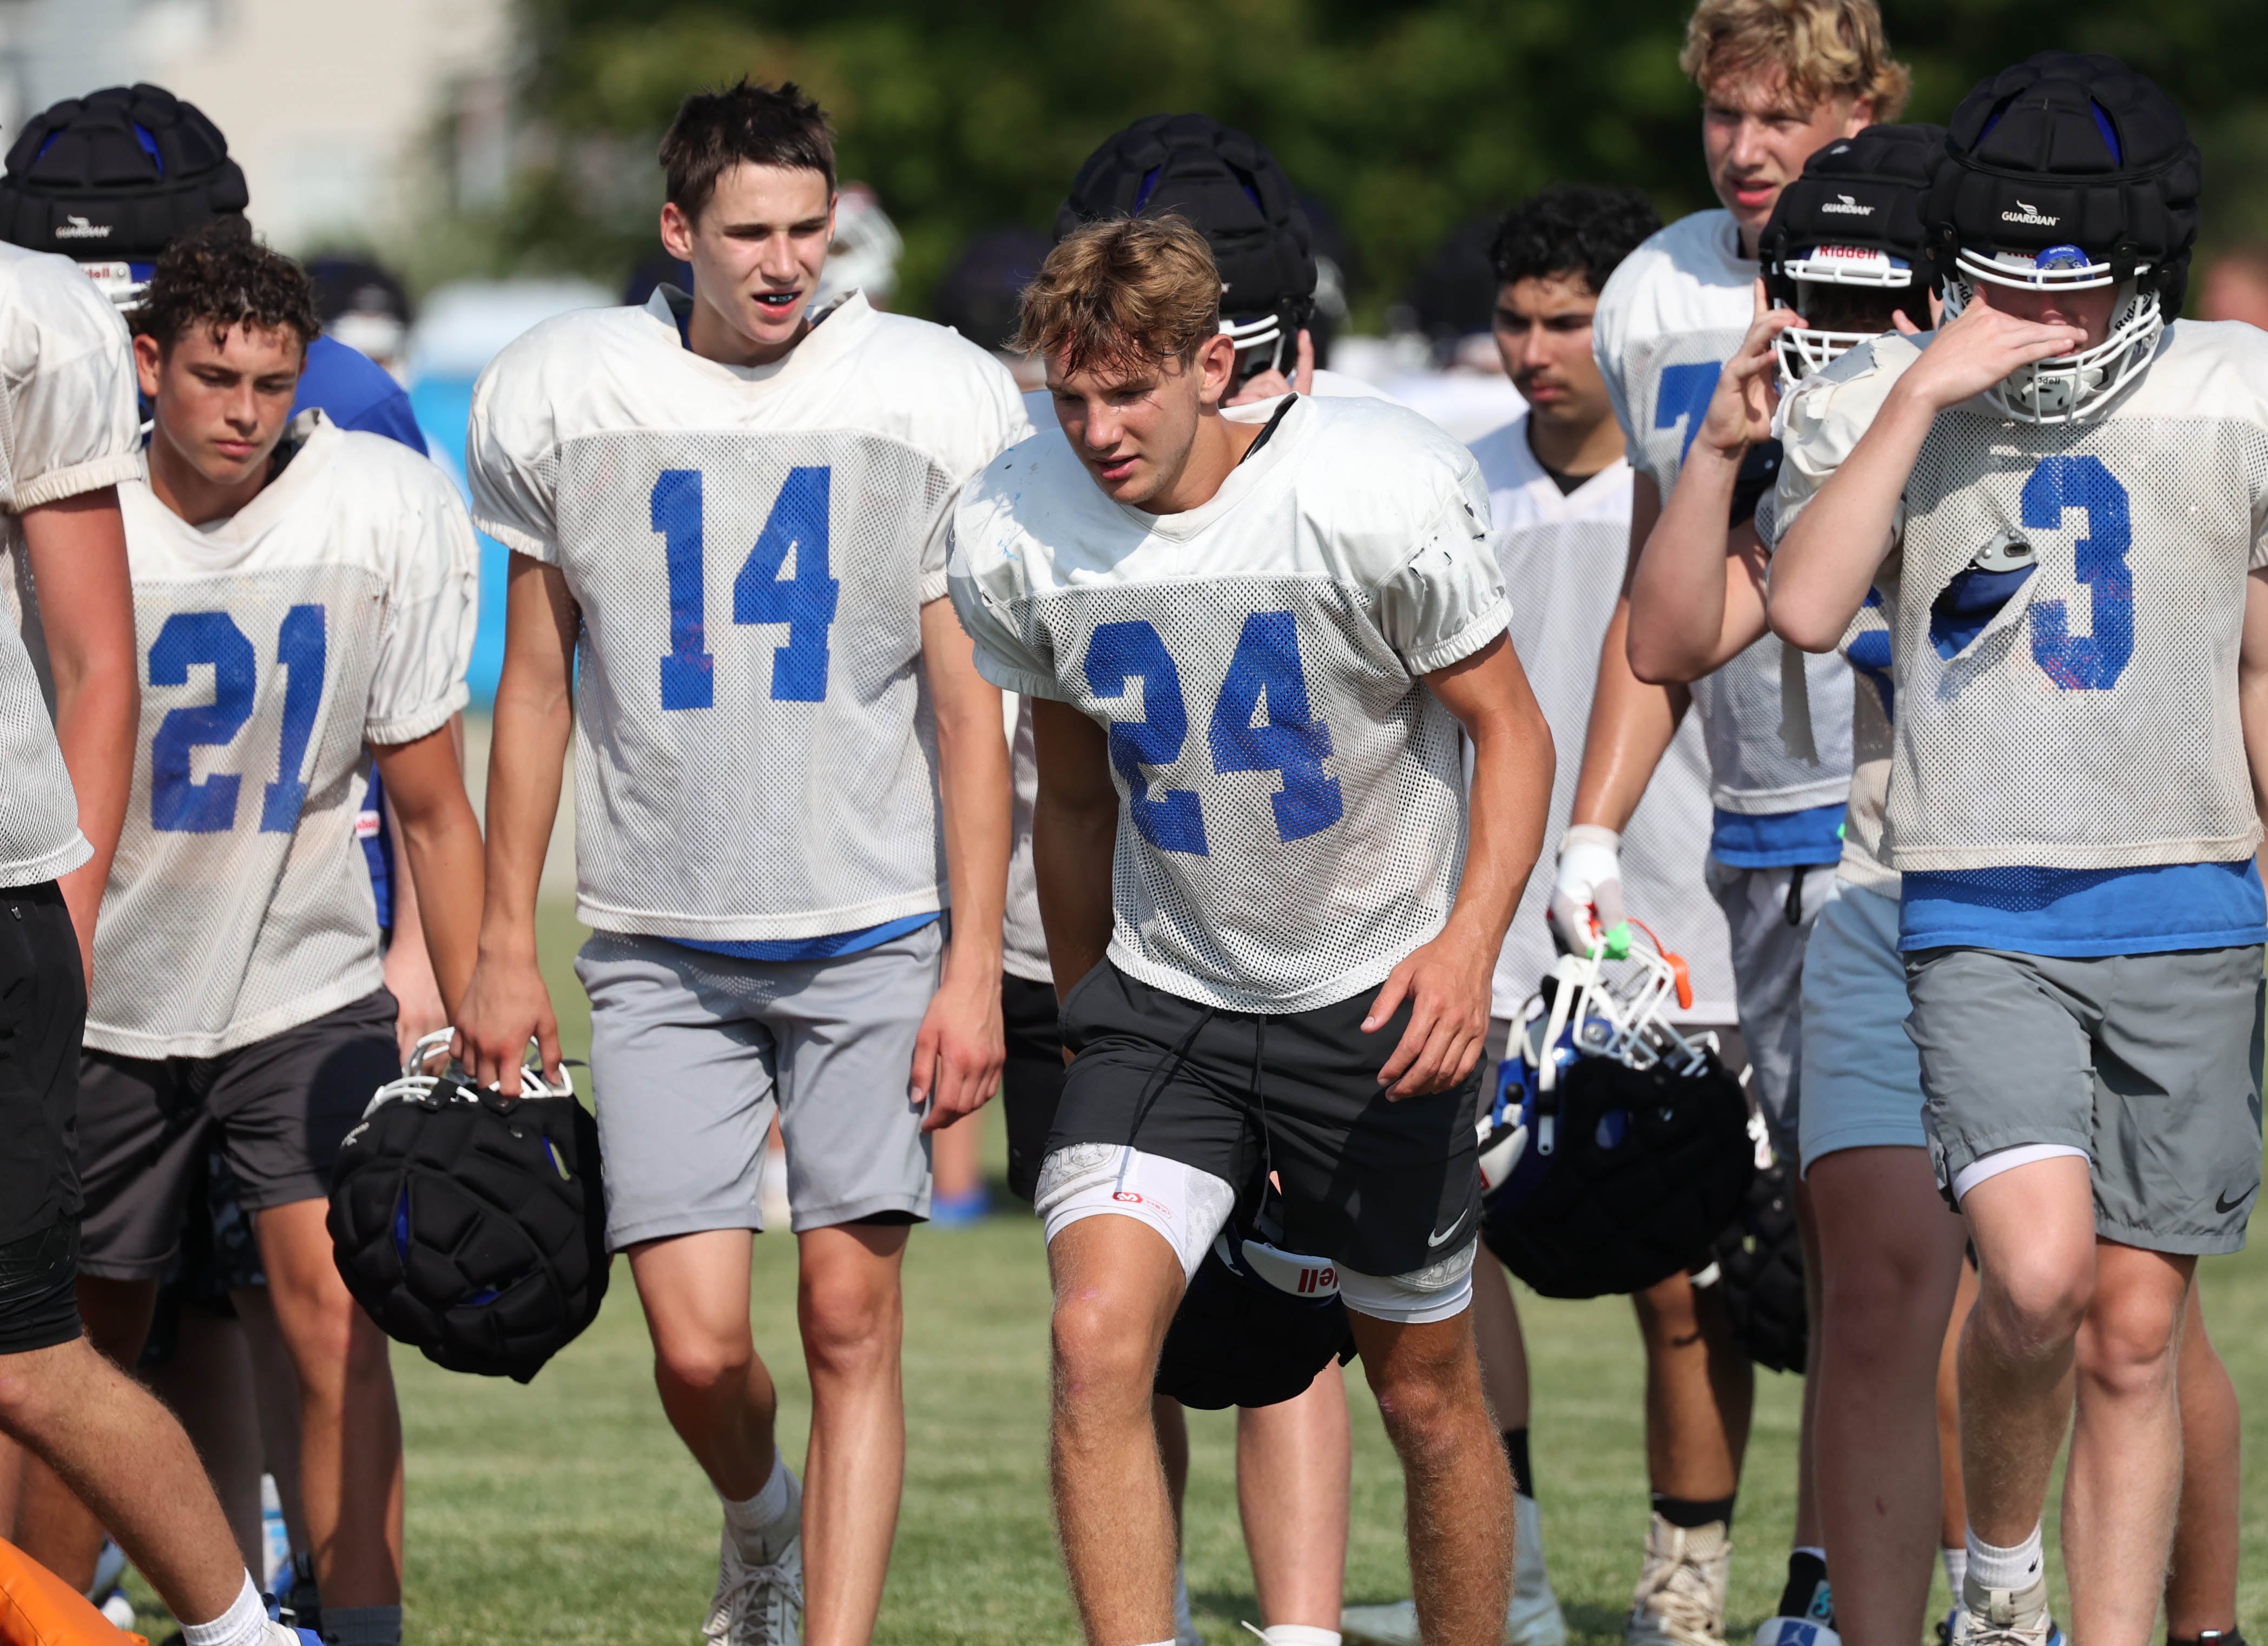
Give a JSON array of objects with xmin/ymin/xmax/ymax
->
[
  {"xmin": 1679, "ymin": 0, "xmax": 1910, "ymax": 120},
  {"xmin": 1016, "ymin": 217, "xmax": 1222, "ymax": 379},
  {"xmin": 660, "ymin": 79, "xmax": 834, "ymax": 223},
  {"xmin": 136, "ymin": 219, "xmax": 318, "ymax": 352}
]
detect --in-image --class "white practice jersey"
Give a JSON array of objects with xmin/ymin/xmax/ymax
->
[
  {"xmin": 1473, "ymin": 416, "xmax": 1735, "ymax": 1023},
  {"xmin": 952, "ymin": 394, "xmax": 1509, "ymax": 1014},
  {"xmin": 1593, "ymin": 209, "xmax": 1853, "ymax": 816},
  {"xmin": 1775, "ymin": 323, "xmax": 2268, "ymax": 874},
  {"xmin": 999, "ymin": 372, "xmax": 1413, "ymax": 987},
  {"xmin": 88, "ymin": 414, "xmax": 477, "ymax": 1057},
  {"xmin": 469, "ymin": 290, "xmax": 1032, "ymax": 940},
  {"xmin": 0, "ymin": 246, "xmax": 141, "ymax": 888}
]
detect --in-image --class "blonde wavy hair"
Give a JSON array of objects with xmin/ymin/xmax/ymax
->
[
  {"xmin": 1679, "ymin": 0, "xmax": 1911, "ymax": 120},
  {"xmin": 1017, "ymin": 216, "xmax": 1222, "ymax": 379}
]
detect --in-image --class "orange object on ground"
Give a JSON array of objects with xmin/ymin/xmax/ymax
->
[{"xmin": 0, "ymin": 1540, "xmax": 146, "ymax": 1646}]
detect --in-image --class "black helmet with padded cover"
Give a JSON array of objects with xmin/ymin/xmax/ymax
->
[
  {"xmin": 1705, "ymin": 1150, "xmax": 1809, "ymax": 1374},
  {"xmin": 1057, "ymin": 113, "xmax": 1316, "ymax": 380},
  {"xmin": 1154, "ymin": 1213, "xmax": 1355, "ymax": 1411},
  {"xmin": 0, "ymin": 84, "xmax": 248, "ymax": 262}
]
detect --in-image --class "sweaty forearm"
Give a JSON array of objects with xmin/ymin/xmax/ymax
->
[
  {"xmin": 1451, "ymin": 706, "xmax": 1553, "ymax": 953},
  {"xmin": 935, "ymin": 702, "xmax": 1010, "ymax": 980},
  {"xmin": 1033, "ymin": 794, "xmax": 1117, "ymax": 1000},
  {"xmin": 1770, "ymin": 385, "xmax": 1932, "ymax": 651},
  {"xmin": 394, "ymin": 799, "xmax": 485, "ymax": 1015},
  {"xmin": 1628, "ymin": 446, "xmax": 1763, "ymax": 684},
  {"xmin": 50, "ymin": 665, "xmax": 136, "ymax": 967},
  {"xmin": 478, "ymin": 690, "xmax": 569, "ymax": 959},
  {"xmin": 1571, "ymin": 600, "xmax": 1690, "ymax": 833}
]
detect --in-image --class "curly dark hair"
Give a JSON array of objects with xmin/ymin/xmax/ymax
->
[
  {"xmin": 1489, "ymin": 183, "xmax": 1664, "ymax": 298},
  {"xmin": 136, "ymin": 219, "xmax": 320, "ymax": 352}
]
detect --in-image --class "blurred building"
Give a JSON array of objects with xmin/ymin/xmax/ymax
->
[{"xmin": 0, "ymin": 0, "xmax": 509, "ymax": 252}]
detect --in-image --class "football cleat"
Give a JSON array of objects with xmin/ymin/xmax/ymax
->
[
  {"xmin": 706, "ymin": 1469, "xmax": 804, "ymax": 1646},
  {"xmin": 1625, "ymin": 1514, "xmax": 1731, "ymax": 1646},
  {"xmin": 1949, "ymin": 1576, "xmax": 2065, "ymax": 1646},
  {"xmin": 1340, "ymin": 1492, "xmax": 1566, "ymax": 1646}
]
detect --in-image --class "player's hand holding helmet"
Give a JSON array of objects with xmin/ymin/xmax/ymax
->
[{"xmin": 1546, "ymin": 824, "xmax": 1627, "ymax": 956}]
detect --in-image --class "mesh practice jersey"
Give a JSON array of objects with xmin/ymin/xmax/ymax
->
[
  {"xmin": 1472, "ymin": 417, "xmax": 1735, "ymax": 1023},
  {"xmin": 1774, "ymin": 322, "xmax": 2268, "ymax": 874},
  {"xmin": 0, "ymin": 246, "xmax": 141, "ymax": 888},
  {"xmin": 1593, "ymin": 209, "xmax": 1854, "ymax": 817},
  {"xmin": 87, "ymin": 415, "xmax": 476, "ymax": 1057},
  {"xmin": 470, "ymin": 290, "xmax": 1031, "ymax": 940},
  {"xmin": 951, "ymin": 394, "xmax": 1510, "ymax": 1014}
]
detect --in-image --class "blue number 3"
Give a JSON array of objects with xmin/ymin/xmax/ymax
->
[
  {"xmin": 654, "ymin": 465, "xmax": 838, "ymax": 709},
  {"xmin": 150, "ymin": 605, "xmax": 326, "ymax": 834},
  {"xmin": 2023, "ymin": 455, "xmax": 2133, "ymax": 691},
  {"xmin": 1082, "ymin": 612, "xmax": 1344, "ymax": 856}
]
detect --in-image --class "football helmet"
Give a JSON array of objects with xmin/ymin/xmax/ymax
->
[
  {"xmin": 1759, "ymin": 124, "xmax": 1944, "ymax": 386},
  {"xmin": 328, "ymin": 1033, "xmax": 609, "ymax": 1384},
  {"xmin": 1154, "ymin": 1211, "xmax": 1354, "ymax": 1411},
  {"xmin": 1481, "ymin": 926, "xmax": 1755, "ymax": 1300},
  {"xmin": 1057, "ymin": 112, "xmax": 1317, "ymax": 386},
  {"xmin": 1926, "ymin": 51, "xmax": 2199, "ymax": 424},
  {"xmin": 1702, "ymin": 1115, "xmax": 1810, "ymax": 1374},
  {"xmin": 0, "ymin": 83, "xmax": 248, "ymax": 310}
]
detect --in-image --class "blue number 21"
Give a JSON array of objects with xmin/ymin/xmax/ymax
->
[
  {"xmin": 654, "ymin": 465, "xmax": 838, "ymax": 709},
  {"xmin": 1083, "ymin": 612, "xmax": 1344, "ymax": 856},
  {"xmin": 150, "ymin": 605, "xmax": 326, "ymax": 834}
]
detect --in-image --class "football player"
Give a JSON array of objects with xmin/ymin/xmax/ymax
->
[
  {"xmin": 1547, "ymin": 2, "xmax": 1910, "ymax": 1640},
  {"xmin": 453, "ymin": 80, "xmax": 1024, "ymax": 1646},
  {"xmin": 0, "ymin": 193, "xmax": 320, "ymax": 1646},
  {"xmin": 950, "ymin": 215, "xmax": 1552, "ymax": 1646},
  {"xmin": 1768, "ymin": 51, "xmax": 2263, "ymax": 1646},
  {"xmin": 64, "ymin": 223, "xmax": 477, "ymax": 1646}
]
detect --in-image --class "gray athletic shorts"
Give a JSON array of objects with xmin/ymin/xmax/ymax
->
[
  {"xmin": 1706, "ymin": 859, "xmax": 1829, "ymax": 1158},
  {"xmin": 1797, "ymin": 877, "xmax": 1924, "ymax": 1172},
  {"xmin": 1904, "ymin": 944, "xmax": 2265, "ymax": 1254},
  {"xmin": 77, "ymin": 989, "xmax": 400, "ymax": 1280},
  {"xmin": 576, "ymin": 923, "xmax": 944, "ymax": 1248}
]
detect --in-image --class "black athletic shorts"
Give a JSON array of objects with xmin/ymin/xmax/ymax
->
[
  {"xmin": 0, "ymin": 881, "xmax": 87, "ymax": 1351},
  {"xmin": 77, "ymin": 989, "xmax": 399, "ymax": 1280},
  {"xmin": 1001, "ymin": 973, "xmax": 1067, "ymax": 1205},
  {"xmin": 1049, "ymin": 961, "xmax": 1481, "ymax": 1279}
]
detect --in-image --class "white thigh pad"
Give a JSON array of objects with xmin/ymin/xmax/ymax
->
[
  {"xmin": 1337, "ymin": 1239, "xmax": 1478, "ymax": 1325},
  {"xmin": 1035, "ymin": 1143, "xmax": 1237, "ymax": 1280}
]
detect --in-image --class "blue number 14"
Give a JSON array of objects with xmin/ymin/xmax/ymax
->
[{"xmin": 654, "ymin": 465, "xmax": 838, "ymax": 709}]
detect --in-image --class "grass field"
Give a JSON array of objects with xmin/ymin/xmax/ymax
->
[{"xmin": 173, "ymin": 900, "xmax": 2268, "ymax": 1644}]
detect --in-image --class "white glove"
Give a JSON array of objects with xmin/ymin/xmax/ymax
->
[{"xmin": 1547, "ymin": 824, "xmax": 1626, "ymax": 955}]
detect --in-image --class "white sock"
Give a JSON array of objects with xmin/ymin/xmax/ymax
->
[
  {"xmin": 1966, "ymin": 1526, "xmax": 2045, "ymax": 1594},
  {"xmin": 721, "ymin": 1449, "xmax": 797, "ymax": 1555},
  {"xmin": 1261, "ymin": 1628, "xmax": 1342, "ymax": 1646},
  {"xmin": 1943, "ymin": 1545, "xmax": 1968, "ymax": 1599},
  {"xmin": 1794, "ymin": 1545, "xmax": 1827, "ymax": 1565},
  {"xmin": 180, "ymin": 1573, "xmax": 267, "ymax": 1646},
  {"xmin": 1173, "ymin": 1561, "xmax": 1197, "ymax": 1641}
]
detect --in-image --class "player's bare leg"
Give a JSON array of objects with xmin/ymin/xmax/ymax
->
[
  {"xmin": 13, "ymin": 1273, "xmax": 159, "ymax": 1588},
  {"xmin": 1050, "ymin": 1214, "xmax": 1191, "ymax": 1645},
  {"xmin": 2165, "ymin": 1282, "xmax": 2240, "ymax": 1642},
  {"xmin": 1238, "ymin": 1364, "xmax": 1351, "ymax": 1630},
  {"xmin": 1810, "ymin": 1147, "xmax": 1967, "ymax": 1646},
  {"xmin": 629, "ymin": 1231, "xmax": 781, "ymax": 1497},
  {"xmin": 256, "ymin": 1198, "xmax": 404, "ymax": 1610},
  {"xmin": 0, "ymin": 1335, "xmax": 249, "ymax": 1627},
  {"xmin": 1634, "ymin": 1268, "xmax": 1751, "ymax": 1500},
  {"xmin": 1472, "ymin": 1258, "xmax": 1531, "ymax": 1432},
  {"xmin": 796, "ymin": 1221, "xmax": 911, "ymax": 1646},
  {"xmin": 1790, "ymin": 1181, "xmax": 1824, "ymax": 1552},
  {"xmin": 1938, "ymin": 1258, "xmax": 1977, "ymax": 1566},
  {"xmin": 1348, "ymin": 1306, "xmax": 1513, "ymax": 1646}
]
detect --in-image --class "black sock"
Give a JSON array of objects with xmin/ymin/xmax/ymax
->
[
  {"xmin": 2170, "ymin": 1633, "xmax": 2245, "ymax": 1646},
  {"xmin": 1500, "ymin": 1427, "xmax": 1533, "ymax": 1498},
  {"xmin": 1652, "ymin": 1492, "xmax": 1736, "ymax": 1530},
  {"xmin": 1777, "ymin": 1549, "xmax": 1830, "ymax": 1621}
]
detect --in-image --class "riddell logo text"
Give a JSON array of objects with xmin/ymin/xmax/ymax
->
[
  {"xmin": 54, "ymin": 214, "xmax": 111, "ymax": 240},
  {"xmin": 1821, "ymin": 193, "xmax": 1874, "ymax": 216},
  {"xmin": 2002, "ymin": 201, "xmax": 2060, "ymax": 226}
]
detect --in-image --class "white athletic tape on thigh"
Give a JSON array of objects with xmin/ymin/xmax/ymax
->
[
  {"xmin": 1336, "ymin": 1240, "xmax": 1477, "ymax": 1325},
  {"xmin": 1951, "ymin": 1142, "xmax": 2090, "ymax": 1202},
  {"xmin": 1035, "ymin": 1143, "xmax": 1236, "ymax": 1279}
]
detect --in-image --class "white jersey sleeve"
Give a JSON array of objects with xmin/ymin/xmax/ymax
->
[
  {"xmin": 466, "ymin": 358, "xmax": 561, "ymax": 563},
  {"xmin": 952, "ymin": 395, "xmax": 1507, "ymax": 1013},
  {"xmin": 0, "ymin": 246, "xmax": 141, "ymax": 888},
  {"xmin": 89, "ymin": 419, "xmax": 480, "ymax": 1056}
]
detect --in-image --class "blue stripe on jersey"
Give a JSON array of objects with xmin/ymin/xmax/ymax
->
[
  {"xmin": 667, "ymin": 911, "xmax": 941, "ymax": 963},
  {"xmin": 1899, "ymin": 859, "xmax": 2268, "ymax": 957},
  {"xmin": 1709, "ymin": 801, "xmax": 1847, "ymax": 868}
]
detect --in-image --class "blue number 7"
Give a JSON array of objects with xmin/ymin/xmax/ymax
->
[
  {"xmin": 654, "ymin": 466, "xmax": 836, "ymax": 709},
  {"xmin": 1656, "ymin": 361, "xmax": 1720, "ymax": 464},
  {"xmin": 150, "ymin": 605, "xmax": 326, "ymax": 834}
]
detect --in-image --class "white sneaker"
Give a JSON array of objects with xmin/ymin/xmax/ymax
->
[
  {"xmin": 705, "ymin": 1472, "xmax": 804, "ymax": 1646},
  {"xmin": 1337, "ymin": 1495, "xmax": 1566, "ymax": 1646},
  {"xmin": 1509, "ymin": 1493, "xmax": 1568, "ymax": 1646},
  {"xmin": 1625, "ymin": 1514, "xmax": 1731, "ymax": 1646},
  {"xmin": 1950, "ymin": 1577, "xmax": 2065, "ymax": 1646},
  {"xmin": 1754, "ymin": 1619, "xmax": 1841, "ymax": 1646}
]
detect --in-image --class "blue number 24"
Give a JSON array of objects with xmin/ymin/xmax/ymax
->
[
  {"xmin": 1082, "ymin": 612, "xmax": 1344, "ymax": 856},
  {"xmin": 149, "ymin": 605, "xmax": 326, "ymax": 834},
  {"xmin": 654, "ymin": 465, "xmax": 838, "ymax": 709}
]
